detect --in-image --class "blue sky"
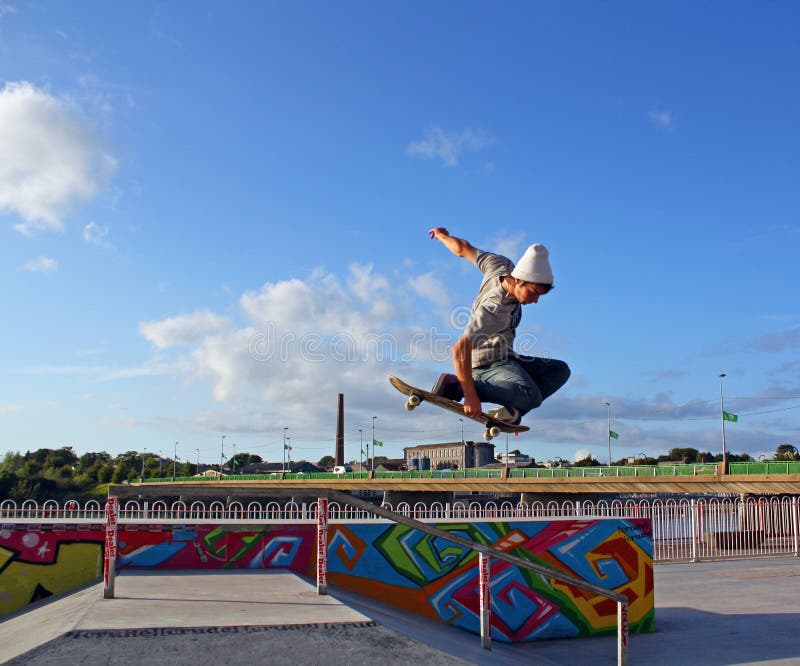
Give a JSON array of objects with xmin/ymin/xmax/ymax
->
[{"xmin": 1, "ymin": 1, "xmax": 798, "ymax": 467}]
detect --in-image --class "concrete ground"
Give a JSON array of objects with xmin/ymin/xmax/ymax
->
[{"xmin": 3, "ymin": 558, "xmax": 800, "ymax": 665}]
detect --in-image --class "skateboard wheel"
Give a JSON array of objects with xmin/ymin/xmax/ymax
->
[
  {"xmin": 489, "ymin": 426, "xmax": 501, "ymax": 438},
  {"xmin": 483, "ymin": 429, "xmax": 492, "ymax": 441},
  {"xmin": 408, "ymin": 394, "xmax": 422, "ymax": 406}
]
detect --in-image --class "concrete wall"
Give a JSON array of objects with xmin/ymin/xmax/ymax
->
[{"xmin": 0, "ymin": 517, "xmax": 654, "ymax": 641}]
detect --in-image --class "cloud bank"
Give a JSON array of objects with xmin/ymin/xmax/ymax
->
[{"xmin": 0, "ymin": 81, "xmax": 117, "ymax": 235}]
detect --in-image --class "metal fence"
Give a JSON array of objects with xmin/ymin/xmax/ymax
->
[
  {"xmin": 2, "ymin": 496, "xmax": 798, "ymax": 563},
  {"xmin": 136, "ymin": 462, "xmax": 800, "ymax": 482}
]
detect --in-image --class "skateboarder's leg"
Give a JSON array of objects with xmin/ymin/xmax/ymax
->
[
  {"xmin": 472, "ymin": 358, "xmax": 543, "ymax": 416},
  {"xmin": 516, "ymin": 356, "xmax": 571, "ymax": 401}
]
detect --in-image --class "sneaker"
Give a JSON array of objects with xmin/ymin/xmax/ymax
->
[
  {"xmin": 487, "ymin": 406, "xmax": 523, "ymax": 426},
  {"xmin": 430, "ymin": 373, "xmax": 464, "ymax": 402}
]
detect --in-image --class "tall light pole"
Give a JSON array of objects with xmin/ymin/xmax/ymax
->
[
  {"xmin": 220, "ymin": 435, "xmax": 225, "ymax": 472},
  {"xmin": 460, "ymin": 418, "xmax": 465, "ymax": 471},
  {"xmin": 283, "ymin": 427, "xmax": 288, "ymax": 473},
  {"xmin": 358, "ymin": 429, "xmax": 363, "ymax": 470},
  {"xmin": 605, "ymin": 401, "xmax": 612, "ymax": 466},
  {"xmin": 141, "ymin": 448, "xmax": 147, "ymax": 480},
  {"xmin": 158, "ymin": 450, "xmax": 163, "ymax": 477},
  {"xmin": 196, "ymin": 448, "xmax": 200, "ymax": 476},
  {"xmin": 720, "ymin": 373, "xmax": 728, "ymax": 473},
  {"xmin": 285, "ymin": 438, "xmax": 291, "ymax": 468},
  {"xmin": 371, "ymin": 416, "xmax": 377, "ymax": 472},
  {"xmin": 232, "ymin": 442, "xmax": 237, "ymax": 475},
  {"xmin": 173, "ymin": 442, "xmax": 178, "ymax": 481}
]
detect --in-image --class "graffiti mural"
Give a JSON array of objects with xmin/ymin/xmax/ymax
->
[
  {"xmin": 326, "ymin": 518, "xmax": 654, "ymax": 642},
  {"xmin": 0, "ymin": 517, "xmax": 653, "ymax": 642},
  {"xmin": 0, "ymin": 527, "xmax": 103, "ymax": 616}
]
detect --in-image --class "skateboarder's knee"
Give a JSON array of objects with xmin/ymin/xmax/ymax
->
[
  {"xmin": 518, "ymin": 387, "xmax": 543, "ymax": 411},
  {"xmin": 552, "ymin": 360, "xmax": 571, "ymax": 386}
]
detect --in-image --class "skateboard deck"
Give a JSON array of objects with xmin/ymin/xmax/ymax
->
[{"xmin": 388, "ymin": 374, "xmax": 529, "ymax": 441}]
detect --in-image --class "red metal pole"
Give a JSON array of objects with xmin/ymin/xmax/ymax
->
[{"xmin": 316, "ymin": 497, "xmax": 328, "ymax": 595}]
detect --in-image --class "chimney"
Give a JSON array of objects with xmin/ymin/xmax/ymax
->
[{"xmin": 335, "ymin": 393, "xmax": 345, "ymax": 465}]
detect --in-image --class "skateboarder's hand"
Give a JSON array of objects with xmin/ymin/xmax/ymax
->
[
  {"xmin": 428, "ymin": 227, "xmax": 449, "ymax": 240},
  {"xmin": 464, "ymin": 394, "xmax": 482, "ymax": 418}
]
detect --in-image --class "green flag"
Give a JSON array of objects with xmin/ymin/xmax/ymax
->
[
  {"xmin": 361, "ymin": 448, "xmax": 366, "ymax": 456},
  {"xmin": 373, "ymin": 439, "xmax": 383, "ymax": 447},
  {"xmin": 723, "ymin": 411, "xmax": 738, "ymax": 423},
  {"xmin": 609, "ymin": 430, "xmax": 620, "ymax": 440}
]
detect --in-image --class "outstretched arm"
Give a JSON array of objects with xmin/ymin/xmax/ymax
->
[{"xmin": 428, "ymin": 228, "xmax": 478, "ymax": 263}]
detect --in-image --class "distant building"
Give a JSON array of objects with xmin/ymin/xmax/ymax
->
[
  {"xmin": 404, "ymin": 441, "xmax": 495, "ymax": 470},
  {"xmin": 374, "ymin": 458, "xmax": 406, "ymax": 472},
  {"xmin": 497, "ymin": 451, "xmax": 532, "ymax": 465},
  {"xmin": 239, "ymin": 461, "xmax": 322, "ymax": 474},
  {"xmin": 194, "ymin": 469, "xmax": 226, "ymax": 479}
]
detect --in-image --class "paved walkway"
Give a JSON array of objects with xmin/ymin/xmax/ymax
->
[{"xmin": 3, "ymin": 558, "xmax": 800, "ymax": 665}]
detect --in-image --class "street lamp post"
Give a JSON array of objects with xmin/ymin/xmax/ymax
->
[
  {"xmin": 158, "ymin": 451, "xmax": 163, "ymax": 477},
  {"xmin": 460, "ymin": 418, "xmax": 465, "ymax": 470},
  {"xmin": 196, "ymin": 448, "xmax": 200, "ymax": 475},
  {"xmin": 141, "ymin": 448, "xmax": 147, "ymax": 480},
  {"xmin": 283, "ymin": 427, "xmax": 288, "ymax": 473},
  {"xmin": 232, "ymin": 442, "xmax": 236, "ymax": 475},
  {"xmin": 720, "ymin": 373, "xmax": 728, "ymax": 474},
  {"xmin": 605, "ymin": 402, "xmax": 612, "ymax": 466},
  {"xmin": 173, "ymin": 442, "xmax": 178, "ymax": 481},
  {"xmin": 358, "ymin": 429, "xmax": 363, "ymax": 470},
  {"xmin": 220, "ymin": 435, "xmax": 225, "ymax": 472},
  {"xmin": 371, "ymin": 416, "xmax": 377, "ymax": 472}
]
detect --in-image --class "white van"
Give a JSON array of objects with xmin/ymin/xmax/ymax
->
[{"xmin": 333, "ymin": 465, "xmax": 353, "ymax": 474}]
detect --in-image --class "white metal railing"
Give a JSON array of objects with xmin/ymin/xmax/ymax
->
[{"xmin": 2, "ymin": 496, "xmax": 798, "ymax": 563}]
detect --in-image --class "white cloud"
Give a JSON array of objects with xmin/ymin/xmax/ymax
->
[
  {"xmin": 572, "ymin": 448, "xmax": 593, "ymax": 462},
  {"xmin": 20, "ymin": 363, "xmax": 169, "ymax": 382},
  {"xmin": 82, "ymin": 221, "xmax": 112, "ymax": 247},
  {"xmin": 489, "ymin": 232, "xmax": 526, "ymax": 263},
  {"xmin": 140, "ymin": 267, "xmax": 457, "ymax": 429},
  {"xmin": 407, "ymin": 272, "xmax": 450, "ymax": 308},
  {"xmin": 23, "ymin": 256, "xmax": 58, "ymax": 273},
  {"xmin": 347, "ymin": 262, "xmax": 389, "ymax": 303},
  {"xmin": 407, "ymin": 125, "xmax": 494, "ymax": 167},
  {"xmin": 648, "ymin": 109, "xmax": 674, "ymax": 130},
  {"xmin": 0, "ymin": 81, "xmax": 117, "ymax": 235},
  {"xmin": 0, "ymin": 403, "xmax": 22, "ymax": 416},
  {"xmin": 139, "ymin": 310, "xmax": 232, "ymax": 350}
]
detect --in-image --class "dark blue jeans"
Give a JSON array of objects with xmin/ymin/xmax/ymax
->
[{"xmin": 472, "ymin": 355, "xmax": 570, "ymax": 415}]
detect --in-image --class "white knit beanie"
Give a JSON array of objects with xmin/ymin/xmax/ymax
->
[{"xmin": 511, "ymin": 243, "xmax": 553, "ymax": 284}]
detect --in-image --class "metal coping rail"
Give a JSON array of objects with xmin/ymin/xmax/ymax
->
[{"xmin": 321, "ymin": 489, "xmax": 630, "ymax": 664}]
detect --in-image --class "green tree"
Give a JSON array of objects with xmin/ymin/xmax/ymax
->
[
  {"xmin": 1, "ymin": 452, "xmax": 24, "ymax": 476},
  {"xmin": 318, "ymin": 455, "xmax": 335, "ymax": 470},
  {"xmin": 775, "ymin": 444, "xmax": 799, "ymax": 461},
  {"xmin": 573, "ymin": 455, "xmax": 600, "ymax": 467},
  {"xmin": 663, "ymin": 448, "xmax": 699, "ymax": 463},
  {"xmin": 111, "ymin": 463, "xmax": 131, "ymax": 484},
  {"xmin": 97, "ymin": 464, "xmax": 114, "ymax": 484}
]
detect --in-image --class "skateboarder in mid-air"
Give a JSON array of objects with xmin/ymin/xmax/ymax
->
[{"xmin": 428, "ymin": 228, "xmax": 570, "ymax": 425}]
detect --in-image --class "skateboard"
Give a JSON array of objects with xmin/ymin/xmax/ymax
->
[{"xmin": 388, "ymin": 374, "xmax": 529, "ymax": 442}]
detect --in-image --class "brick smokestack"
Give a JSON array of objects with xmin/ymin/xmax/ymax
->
[{"xmin": 335, "ymin": 393, "xmax": 344, "ymax": 466}]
